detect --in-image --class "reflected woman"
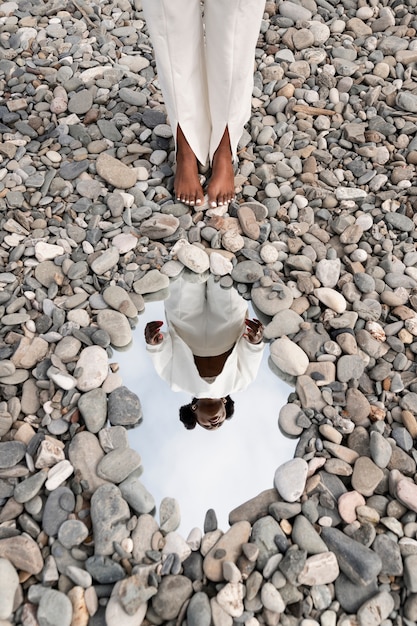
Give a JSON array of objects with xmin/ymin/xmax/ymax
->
[
  {"xmin": 141, "ymin": 0, "xmax": 266, "ymax": 208},
  {"xmin": 144, "ymin": 276, "xmax": 264, "ymax": 430}
]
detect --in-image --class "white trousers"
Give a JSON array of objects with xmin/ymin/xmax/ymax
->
[{"xmin": 142, "ymin": 0, "xmax": 265, "ymax": 165}]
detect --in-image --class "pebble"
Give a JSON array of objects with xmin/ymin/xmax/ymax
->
[
  {"xmin": 270, "ymin": 336, "xmax": 309, "ymax": 376},
  {"xmin": 203, "ymin": 521, "xmax": 251, "ymax": 582},
  {"xmin": 96, "ymin": 310, "xmax": 132, "ymax": 348},
  {"xmin": 177, "ymin": 243, "xmax": 210, "ymax": 273},
  {"xmin": 274, "ymin": 459, "xmax": 308, "ymax": 502},
  {"xmin": 0, "ymin": 558, "xmax": 19, "ymax": 620},
  {"xmin": 78, "ymin": 388, "xmax": 107, "ymax": 434},
  {"xmin": 96, "ymin": 153, "xmax": 138, "ymax": 189},
  {"xmin": 37, "ymin": 590, "xmax": 73, "ymax": 626},
  {"xmin": 152, "ymin": 576, "xmax": 193, "ymax": 621},
  {"xmin": 91, "ymin": 484, "xmax": 130, "ymax": 556},
  {"xmin": 76, "ymin": 346, "xmax": 109, "ymax": 392}
]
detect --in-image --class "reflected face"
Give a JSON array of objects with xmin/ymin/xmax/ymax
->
[{"xmin": 193, "ymin": 398, "xmax": 227, "ymax": 430}]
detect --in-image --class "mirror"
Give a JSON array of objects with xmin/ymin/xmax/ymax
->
[{"xmin": 114, "ymin": 277, "xmax": 296, "ymax": 534}]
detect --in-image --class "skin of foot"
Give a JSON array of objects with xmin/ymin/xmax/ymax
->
[
  {"xmin": 174, "ymin": 126, "xmax": 204, "ymax": 207},
  {"xmin": 174, "ymin": 125, "xmax": 235, "ymax": 208},
  {"xmin": 207, "ymin": 127, "xmax": 236, "ymax": 208}
]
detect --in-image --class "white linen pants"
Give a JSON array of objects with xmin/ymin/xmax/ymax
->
[{"xmin": 142, "ymin": 0, "xmax": 265, "ymax": 165}]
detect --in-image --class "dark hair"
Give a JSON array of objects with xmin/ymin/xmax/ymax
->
[{"xmin": 179, "ymin": 396, "xmax": 235, "ymax": 430}]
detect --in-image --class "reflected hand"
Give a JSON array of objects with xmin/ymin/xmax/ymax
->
[
  {"xmin": 145, "ymin": 321, "xmax": 164, "ymax": 345},
  {"xmin": 244, "ymin": 318, "xmax": 264, "ymax": 344}
]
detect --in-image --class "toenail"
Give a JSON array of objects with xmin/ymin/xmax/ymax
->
[
  {"xmin": 210, "ymin": 202, "xmax": 217, "ymax": 208},
  {"xmin": 196, "ymin": 199, "xmax": 201, "ymax": 205}
]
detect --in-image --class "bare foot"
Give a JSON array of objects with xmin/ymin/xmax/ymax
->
[
  {"xmin": 174, "ymin": 126, "xmax": 204, "ymax": 207},
  {"xmin": 207, "ymin": 128, "xmax": 236, "ymax": 208}
]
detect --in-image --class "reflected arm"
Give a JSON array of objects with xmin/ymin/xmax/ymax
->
[{"xmin": 146, "ymin": 332, "xmax": 173, "ymax": 383}]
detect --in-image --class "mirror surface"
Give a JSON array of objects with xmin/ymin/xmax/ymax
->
[{"xmin": 115, "ymin": 283, "xmax": 296, "ymax": 534}]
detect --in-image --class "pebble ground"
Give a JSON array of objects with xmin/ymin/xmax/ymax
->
[{"xmin": 1, "ymin": 0, "xmax": 417, "ymax": 625}]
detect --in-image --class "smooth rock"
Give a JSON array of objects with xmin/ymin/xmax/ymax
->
[{"xmin": 274, "ymin": 458, "xmax": 308, "ymax": 502}]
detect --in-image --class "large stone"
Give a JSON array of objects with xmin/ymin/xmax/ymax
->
[
  {"xmin": 107, "ymin": 386, "xmax": 142, "ymax": 428},
  {"xmin": 0, "ymin": 535, "xmax": 43, "ymax": 574},
  {"xmin": 68, "ymin": 431, "xmax": 108, "ymax": 496},
  {"xmin": 96, "ymin": 310, "xmax": 132, "ymax": 348},
  {"xmin": 321, "ymin": 527, "xmax": 382, "ymax": 585},
  {"xmin": 37, "ymin": 589, "xmax": 73, "ymax": 626},
  {"xmin": 152, "ymin": 575, "xmax": 193, "ymax": 621},
  {"xmin": 76, "ymin": 346, "xmax": 109, "ymax": 391},
  {"xmin": 270, "ymin": 336, "xmax": 309, "ymax": 376},
  {"xmin": 78, "ymin": 388, "xmax": 107, "ymax": 433},
  {"xmin": 0, "ymin": 558, "xmax": 19, "ymax": 619},
  {"xmin": 351, "ymin": 456, "xmax": 384, "ymax": 496},
  {"xmin": 297, "ymin": 552, "xmax": 339, "ymax": 585},
  {"xmin": 96, "ymin": 153, "xmax": 138, "ymax": 188},
  {"xmin": 90, "ymin": 484, "xmax": 130, "ymax": 556},
  {"xmin": 274, "ymin": 458, "xmax": 308, "ymax": 502},
  {"xmin": 203, "ymin": 521, "xmax": 251, "ymax": 582}
]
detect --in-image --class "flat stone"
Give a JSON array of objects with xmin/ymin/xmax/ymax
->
[
  {"xmin": 231, "ymin": 260, "xmax": 264, "ymax": 283},
  {"xmin": 68, "ymin": 432, "xmax": 108, "ymax": 496},
  {"xmin": 261, "ymin": 582, "xmax": 285, "ymax": 612},
  {"xmin": 314, "ymin": 288, "xmax": 347, "ymax": 313},
  {"xmin": 264, "ymin": 309, "xmax": 303, "ymax": 340},
  {"xmin": 107, "ymin": 386, "xmax": 142, "ymax": 428},
  {"xmin": 91, "ymin": 484, "xmax": 130, "ymax": 556},
  {"xmin": 278, "ymin": 403, "xmax": 305, "ymax": 438},
  {"xmin": 228, "ymin": 488, "xmax": 279, "ymax": 525},
  {"xmin": 78, "ymin": 388, "xmax": 107, "ymax": 433},
  {"xmin": 68, "ymin": 89, "xmax": 93, "ymax": 114},
  {"xmin": 42, "ymin": 487, "xmax": 75, "ymax": 537},
  {"xmin": 133, "ymin": 269, "xmax": 170, "ymax": 294},
  {"xmin": 152, "ymin": 575, "xmax": 193, "ymax": 621},
  {"xmin": 0, "ymin": 558, "xmax": 19, "ymax": 619},
  {"xmin": 140, "ymin": 215, "xmax": 179, "ymax": 239},
  {"xmin": 338, "ymin": 491, "xmax": 366, "ymax": 524},
  {"xmin": 291, "ymin": 515, "xmax": 328, "ymax": 555},
  {"xmin": 90, "ymin": 247, "xmax": 120, "ymax": 275},
  {"xmin": 270, "ymin": 336, "xmax": 309, "ymax": 376},
  {"xmin": 351, "ymin": 456, "xmax": 384, "ymax": 496},
  {"xmin": 0, "ymin": 534, "xmax": 43, "ymax": 574},
  {"xmin": 320, "ymin": 527, "xmax": 382, "ymax": 585},
  {"xmin": 274, "ymin": 458, "xmax": 308, "ymax": 502},
  {"xmin": 86, "ymin": 555, "xmax": 126, "ymax": 584},
  {"xmin": 58, "ymin": 520, "xmax": 89, "ymax": 550},
  {"xmin": 105, "ymin": 580, "xmax": 147, "ymax": 626},
  {"xmin": 216, "ymin": 582, "xmax": 244, "ymax": 618},
  {"xmin": 96, "ymin": 310, "xmax": 132, "ymax": 348},
  {"xmin": 396, "ymin": 479, "xmax": 417, "ymax": 513},
  {"xmin": 298, "ymin": 551, "xmax": 340, "ymax": 585},
  {"xmin": 76, "ymin": 346, "xmax": 109, "ymax": 392},
  {"xmin": 187, "ymin": 591, "xmax": 211, "ymax": 626},
  {"xmin": 0, "ymin": 441, "xmax": 26, "ymax": 468},
  {"xmin": 251, "ymin": 284, "xmax": 293, "ymax": 316},
  {"xmin": 250, "ymin": 516, "xmax": 282, "ymax": 569},
  {"xmin": 11, "ymin": 336, "xmax": 49, "ymax": 369},
  {"xmin": 203, "ymin": 521, "xmax": 251, "ymax": 582},
  {"xmin": 119, "ymin": 470, "xmax": 155, "ymax": 515},
  {"xmin": 96, "ymin": 447, "xmax": 141, "ymax": 483},
  {"xmin": 372, "ymin": 534, "xmax": 403, "ymax": 576},
  {"xmin": 37, "ymin": 589, "xmax": 73, "ymax": 626},
  {"xmin": 357, "ymin": 591, "xmax": 395, "ymax": 626},
  {"xmin": 337, "ymin": 355, "xmax": 365, "ymax": 382},
  {"xmin": 102, "ymin": 286, "xmax": 137, "ymax": 318},
  {"xmin": 96, "ymin": 153, "xmax": 138, "ymax": 189},
  {"xmin": 177, "ymin": 243, "xmax": 210, "ymax": 273}
]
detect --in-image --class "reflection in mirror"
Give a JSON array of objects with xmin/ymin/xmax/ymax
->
[{"xmin": 115, "ymin": 280, "xmax": 297, "ymax": 534}]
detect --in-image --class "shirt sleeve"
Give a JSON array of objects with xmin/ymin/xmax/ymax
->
[
  {"xmin": 145, "ymin": 333, "xmax": 173, "ymax": 384},
  {"xmin": 231, "ymin": 336, "xmax": 265, "ymax": 392}
]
